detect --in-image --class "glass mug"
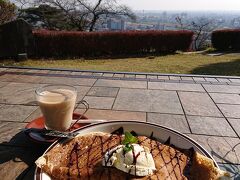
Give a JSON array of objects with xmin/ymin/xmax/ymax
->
[{"xmin": 35, "ymin": 84, "xmax": 77, "ymax": 131}]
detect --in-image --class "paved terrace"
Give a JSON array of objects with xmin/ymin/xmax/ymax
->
[{"xmin": 0, "ymin": 66, "xmax": 240, "ymax": 179}]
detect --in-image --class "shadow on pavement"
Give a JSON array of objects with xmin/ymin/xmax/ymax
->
[{"xmin": 0, "ymin": 131, "xmax": 50, "ymax": 179}]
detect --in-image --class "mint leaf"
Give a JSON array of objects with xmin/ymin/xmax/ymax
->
[
  {"xmin": 123, "ymin": 143, "xmax": 132, "ymax": 153},
  {"xmin": 122, "ymin": 131, "xmax": 138, "ymax": 145}
]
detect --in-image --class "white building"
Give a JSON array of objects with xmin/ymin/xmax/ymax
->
[{"xmin": 107, "ymin": 19, "xmax": 125, "ymax": 31}]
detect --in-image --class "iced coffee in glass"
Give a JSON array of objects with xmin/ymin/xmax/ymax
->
[{"xmin": 35, "ymin": 85, "xmax": 77, "ymax": 131}]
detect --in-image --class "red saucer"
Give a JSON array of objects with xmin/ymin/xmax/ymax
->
[{"xmin": 25, "ymin": 113, "xmax": 89, "ymax": 143}]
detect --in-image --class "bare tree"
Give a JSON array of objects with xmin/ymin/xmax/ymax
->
[
  {"xmin": 76, "ymin": 0, "xmax": 136, "ymax": 31},
  {"xmin": 12, "ymin": 0, "xmax": 32, "ymax": 9},
  {"xmin": 175, "ymin": 16, "xmax": 184, "ymax": 29},
  {"xmin": 190, "ymin": 19, "xmax": 212, "ymax": 51},
  {"xmin": 175, "ymin": 16, "xmax": 219, "ymax": 50},
  {"xmin": 0, "ymin": 0, "xmax": 16, "ymax": 25},
  {"xmin": 30, "ymin": 0, "xmax": 136, "ymax": 31}
]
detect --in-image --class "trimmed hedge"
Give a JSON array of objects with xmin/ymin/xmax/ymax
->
[
  {"xmin": 0, "ymin": 19, "xmax": 33, "ymax": 58},
  {"xmin": 212, "ymin": 29, "xmax": 240, "ymax": 51},
  {"xmin": 33, "ymin": 30, "xmax": 194, "ymax": 58}
]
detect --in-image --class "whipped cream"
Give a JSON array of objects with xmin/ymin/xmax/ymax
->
[{"xmin": 102, "ymin": 144, "xmax": 156, "ymax": 176}]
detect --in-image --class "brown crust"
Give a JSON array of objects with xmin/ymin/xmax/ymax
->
[
  {"xmin": 36, "ymin": 133, "xmax": 228, "ymax": 180},
  {"xmin": 190, "ymin": 152, "xmax": 230, "ymax": 180}
]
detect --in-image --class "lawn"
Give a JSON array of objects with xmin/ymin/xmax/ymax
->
[{"xmin": 1, "ymin": 53, "xmax": 240, "ymax": 76}]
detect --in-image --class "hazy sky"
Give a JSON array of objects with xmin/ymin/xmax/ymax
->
[{"xmin": 121, "ymin": 0, "xmax": 240, "ymax": 11}]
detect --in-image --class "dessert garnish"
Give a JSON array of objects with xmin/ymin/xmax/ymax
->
[{"xmin": 102, "ymin": 132, "xmax": 156, "ymax": 176}]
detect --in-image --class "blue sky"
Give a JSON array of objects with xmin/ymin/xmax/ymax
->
[{"xmin": 121, "ymin": 0, "xmax": 240, "ymax": 11}]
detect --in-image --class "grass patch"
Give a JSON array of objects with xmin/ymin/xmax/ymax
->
[{"xmin": 1, "ymin": 54, "xmax": 240, "ymax": 76}]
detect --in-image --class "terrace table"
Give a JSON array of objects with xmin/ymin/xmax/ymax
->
[{"xmin": 0, "ymin": 67, "xmax": 239, "ymax": 179}]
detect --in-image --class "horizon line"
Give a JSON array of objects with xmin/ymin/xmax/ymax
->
[{"xmin": 133, "ymin": 9, "xmax": 240, "ymax": 12}]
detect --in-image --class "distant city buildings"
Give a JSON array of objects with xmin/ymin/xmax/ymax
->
[
  {"xmin": 107, "ymin": 19, "xmax": 125, "ymax": 31},
  {"xmin": 97, "ymin": 11, "xmax": 240, "ymax": 32},
  {"xmin": 97, "ymin": 11, "xmax": 240, "ymax": 31}
]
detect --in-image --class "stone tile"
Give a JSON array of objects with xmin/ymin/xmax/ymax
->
[
  {"xmin": 165, "ymin": 80, "xmax": 180, "ymax": 83},
  {"xmin": 136, "ymin": 75, "xmax": 146, "ymax": 79},
  {"xmin": 25, "ymin": 104, "xmax": 86, "ymax": 122},
  {"xmin": 75, "ymin": 85, "xmax": 90, "ymax": 102},
  {"xmin": 195, "ymin": 81, "xmax": 211, "ymax": 84},
  {"xmin": 187, "ymin": 116, "xmax": 236, "ymax": 137},
  {"xmin": 76, "ymin": 95, "xmax": 85, "ymax": 103},
  {"xmin": 218, "ymin": 104, "xmax": 240, "ymax": 118},
  {"xmin": 83, "ymin": 96, "xmax": 115, "ymax": 109},
  {"xmin": 149, "ymin": 82, "xmax": 205, "ymax": 92},
  {"xmin": 80, "ymin": 72, "xmax": 93, "ymax": 76},
  {"xmin": 169, "ymin": 76, "xmax": 181, "ymax": 80},
  {"xmin": 113, "ymin": 89, "xmax": 183, "ymax": 114},
  {"xmin": 157, "ymin": 76, "xmax": 169, "ymax": 80},
  {"xmin": 203, "ymin": 84, "xmax": 240, "ymax": 93},
  {"xmin": 0, "ymin": 73, "xmax": 19, "ymax": 82},
  {"xmin": 87, "ymin": 87, "xmax": 119, "ymax": 97},
  {"xmin": 181, "ymin": 77, "xmax": 194, "ymax": 81},
  {"xmin": 41, "ymin": 77, "xmax": 96, "ymax": 86},
  {"xmin": 210, "ymin": 82, "xmax": 228, "ymax": 85},
  {"xmin": 76, "ymin": 109, "xmax": 146, "ymax": 121},
  {"xmin": 0, "ymin": 145, "xmax": 49, "ymax": 179},
  {"xmin": 210, "ymin": 93, "xmax": 240, "ymax": 105},
  {"xmin": 178, "ymin": 92, "xmax": 222, "ymax": 117},
  {"xmin": 228, "ymin": 118, "xmax": 240, "ymax": 137},
  {"xmin": 0, "ymin": 83, "xmax": 88, "ymax": 105},
  {"xmin": 217, "ymin": 78, "xmax": 231, "ymax": 83},
  {"xmin": 95, "ymin": 79, "xmax": 147, "ymax": 89},
  {"xmin": 188, "ymin": 134, "xmax": 240, "ymax": 164},
  {"xmin": 24, "ymin": 108, "xmax": 42, "ymax": 122},
  {"xmin": 0, "ymin": 82, "xmax": 39, "ymax": 105},
  {"xmin": 56, "ymin": 70, "xmax": 72, "ymax": 75},
  {"xmin": 0, "ymin": 105, "xmax": 37, "ymax": 122},
  {"xmin": 12, "ymin": 74, "xmax": 43, "ymax": 83},
  {"xmin": 0, "ymin": 154, "xmax": 28, "ymax": 179},
  {"xmin": 48, "ymin": 70, "xmax": 71, "ymax": 75},
  {"xmin": 227, "ymin": 82, "xmax": 240, "ymax": 86},
  {"xmin": 147, "ymin": 113, "xmax": 190, "ymax": 133},
  {"xmin": 0, "ymin": 68, "xmax": 8, "ymax": 72},
  {"xmin": 75, "ymin": 86, "xmax": 91, "ymax": 96},
  {"xmin": 230, "ymin": 79, "xmax": 240, "ymax": 83},
  {"xmin": 71, "ymin": 71, "xmax": 83, "ymax": 75},
  {"xmin": 149, "ymin": 79, "xmax": 165, "ymax": 83},
  {"xmin": 193, "ymin": 77, "xmax": 205, "ymax": 81},
  {"xmin": 179, "ymin": 80, "xmax": 194, "ymax": 84},
  {"xmin": 124, "ymin": 74, "xmax": 135, "ymax": 78},
  {"xmin": 204, "ymin": 77, "xmax": 218, "ymax": 82},
  {"xmin": 25, "ymin": 69, "xmax": 42, "ymax": 73},
  {"xmin": 147, "ymin": 75, "xmax": 157, "ymax": 79},
  {"xmin": 36, "ymin": 70, "xmax": 49, "ymax": 74},
  {"xmin": 4, "ymin": 68, "xmax": 27, "ymax": 73},
  {"xmin": 0, "ymin": 121, "xmax": 27, "ymax": 144},
  {"xmin": 113, "ymin": 73, "xmax": 124, "ymax": 78},
  {"xmin": 218, "ymin": 163, "xmax": 240, "ymax": 179},
  {"xmin": 92, "ymin": 72, "xmax": 103, "ymax": 77},
  {"xmin": 102, "ymin": 73, "xmax": 113, "ymax": 77},
  {"xmin": 0, "ymin": 82, "xmax": 9, "ymax": 88}
]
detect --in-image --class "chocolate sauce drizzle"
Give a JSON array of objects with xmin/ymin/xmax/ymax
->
[
  {"xmin": 65, "ymin": 128, "xmax": 192, "ymax": 179},
  {"xmin": 67, "ymin": 132, "xmax": 122, "ymax": 179},
  {"xmin": 67, "ymin": 142, "xmax": 81, "ymax": 178},
  {"xmin": 139, "ymin": 132, "xmax": 190, "ymax": 179}
]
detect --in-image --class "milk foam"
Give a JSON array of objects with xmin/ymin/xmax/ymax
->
[{"xmin": 37, "ymin": 89, "xmax": 77, "ymax": 131}]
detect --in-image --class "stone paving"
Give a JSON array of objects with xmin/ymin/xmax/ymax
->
[{"xmin": 0, "ymin": 67, "xmax": 240, "ymax": 179}]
